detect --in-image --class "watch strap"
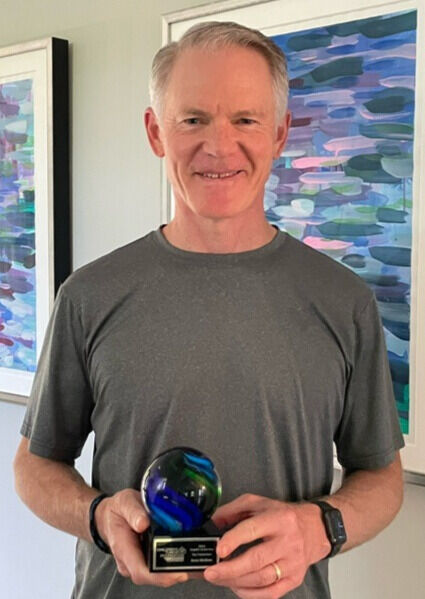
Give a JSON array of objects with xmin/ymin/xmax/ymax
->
[
  {"xmin": 310, "ymin": 500, "xmax": 346, "ymax": 558},
  {"xmin": 89, "ymin": 493, "xmax": 111, "ymax": 554},
  {"xmin": 312, "ymin": 499, "xmax": 334, "ymax": 514}
]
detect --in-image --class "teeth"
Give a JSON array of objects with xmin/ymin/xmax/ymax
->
[{"xmin": 201, "ymin": 171, "xmax": 239, "ymax": 179}]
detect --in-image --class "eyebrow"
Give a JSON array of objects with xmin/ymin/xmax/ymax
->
[{"xmin": 180, "ymin": 108, "xmax": 266, "ymax": 118}]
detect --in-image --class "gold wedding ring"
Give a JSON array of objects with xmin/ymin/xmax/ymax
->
[{"xmin": 272, "ymin": 562, "xmax": 282, "ymax": 583}]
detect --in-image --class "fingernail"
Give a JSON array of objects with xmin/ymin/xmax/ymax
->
[
  {"xmin": 218, "ymin": 544, "xmax": 230, "ymax": 558},
  {"xmin": 205, "ymin": 569, "xmax": 218, "ymax": 580}
]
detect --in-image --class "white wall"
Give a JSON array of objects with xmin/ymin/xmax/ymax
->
[{"xmin": 1, "ymin": 1, "xmax": 424, "ymax": 597}]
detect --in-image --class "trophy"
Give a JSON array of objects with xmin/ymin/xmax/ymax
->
[{"xmin": 141, "ymin": 446, "xmax": 222, "ymax": 572}]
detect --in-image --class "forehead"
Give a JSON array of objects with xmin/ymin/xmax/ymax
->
[{"xmin": 164, "ymin": 45, "xmax": 275, "ymax": 111}]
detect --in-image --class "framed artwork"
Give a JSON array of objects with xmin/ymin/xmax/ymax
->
[
  {"xmin": 161, "ymin": 0, "xmax": 425, "ymax": 477},
  {"xmin": 0, "ymin": 38, "xmax": 70, "ymax": 404}
]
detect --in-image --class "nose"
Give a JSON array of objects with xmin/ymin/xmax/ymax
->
[{"xmin": 202, "ymin": 119, "xmax": 238, "ymax": 157}]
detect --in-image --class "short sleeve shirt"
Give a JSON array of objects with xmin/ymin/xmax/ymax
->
[{"xmin": 21, "ymin": 226, "xmax": 405, "ymax": 599}]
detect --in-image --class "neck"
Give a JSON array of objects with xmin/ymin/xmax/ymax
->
[{"xmin": 161, "ymin": 215, "xmax": 277, "ymax": 254}]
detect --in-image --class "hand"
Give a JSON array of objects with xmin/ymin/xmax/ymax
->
[
  {"xmin": 95, "ymin": 489, "xmax": 189, "ymax": 587},
  {"xmin": 202, "ymin": 493, "xmax": 330, "ymax": 598}
]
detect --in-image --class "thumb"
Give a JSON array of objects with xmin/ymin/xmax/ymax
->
[
  {"xmin": 118, "ymin": 489, "xmax": 151, "ymax": 533},
  {"xmin": 133, "ymin": 511, "xmax": 150, "ymax": 533}
]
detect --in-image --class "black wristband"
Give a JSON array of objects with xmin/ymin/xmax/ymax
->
[
  {"xmin": 89, "ymin": 493, "xmax": 111, "ymax": 554},
  {"xmin": 310, "ymin": 500, "xmax": 347, "ymax": 558}
]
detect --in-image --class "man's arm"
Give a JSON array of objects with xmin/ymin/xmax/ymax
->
[
  {"xmin": 317, "ymin": 451, "xmax": 403, "ymax": 555},
  {"xmin": 13, "ymin": 437, "xmax": 188, "ymax": 587},
  {"xmin": 200, "ymin": 452, "xmax": 403, "ymax": 598},
  {"xmin": 14, "ymin": 437, "xmax": 100, "ymax": 541}
]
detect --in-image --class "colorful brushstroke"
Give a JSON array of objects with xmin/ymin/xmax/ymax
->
[
  {"xmin": 0, "ymin": 78, "xmax": 36, "ymax": 373},
  {"xmin": 268, "ymin": 11, "xmax": 416, "ymax": 433}
]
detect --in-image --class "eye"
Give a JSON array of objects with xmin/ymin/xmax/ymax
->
[
  {"xmin": 238, "ymin": 118, "xmax": 256, "ymax": 125},
  {"xmin": 183, "ymin": 117, "xmax": 201, "ymax": 125}
]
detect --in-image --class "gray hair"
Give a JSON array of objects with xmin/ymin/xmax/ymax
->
[{"xmin": 149, "ymin": 21, "xmax": 289, "ymax": 124}]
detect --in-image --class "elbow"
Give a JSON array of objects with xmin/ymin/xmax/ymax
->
[
  {"xmin": 390, "ymin": 452, "xmax": 404, "ymax": 519},
  {"xmin": 13, "ymin": 451, "xmax": 24, "ymax": 501},
  {"xmin": 392, "ymin": 477, "xmax": 404, "ymax": 521},
  {"xmin": 13, "ymin": 437, "xmax": 30, "ymax": 501}
]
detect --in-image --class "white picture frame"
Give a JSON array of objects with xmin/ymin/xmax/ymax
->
[{"xmin": 159, "ymin": 0, "xmax": 425, "ymax": 478}]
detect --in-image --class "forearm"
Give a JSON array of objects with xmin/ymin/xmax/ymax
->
[
  {"xmin": 299, "ymin": 452, "xmax": 404, "ymax": 565},
  {"xmin": 324, "ymin": 452, "xmax": 404, "ymax": 553},
  {"xmin": 14, "ymin": 437, "xmax": 99, "ymax": 542},
  {"xmin": 14, "ymin": 438, "xmax": 187, "ymax": 588}
]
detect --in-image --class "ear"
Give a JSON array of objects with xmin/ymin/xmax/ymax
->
[
  {"xmin": 144, "ymin": 107, "xmax": 165, "ymax": 157},
  {"xmin": 273, "ymin": 110, "xmax": 291, "ymax": 160}
]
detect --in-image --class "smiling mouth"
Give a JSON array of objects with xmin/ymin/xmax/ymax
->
[{"xmin": 195, "ymin": 170, "xmax": 243, "ymax": 181}]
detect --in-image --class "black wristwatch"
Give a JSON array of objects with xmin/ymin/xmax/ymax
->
[{"xmin": 310, "ymin": 500, "xmax": 347, "ymax": 558}]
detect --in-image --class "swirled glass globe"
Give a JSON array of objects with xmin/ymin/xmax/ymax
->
[{"xmin": 141, "ymin": 447, "xmax": 222, "ymax": 534}]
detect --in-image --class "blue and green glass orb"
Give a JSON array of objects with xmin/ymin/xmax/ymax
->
[{"xmin": 141, "ymin": 447, "xmax": 222, "ymax": 534}]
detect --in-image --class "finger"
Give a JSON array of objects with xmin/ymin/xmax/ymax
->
[
  {"xmin": 109, "ymin": 517, "xmax": 148, "ymax": 582},
  {"xmin": 216, "ymin": 510, "xmax": 280, "ymax": 559},
  {"xmin": 212, "ymin": 494, "xmax": 265, "ymax": 529},
  {"xmin": 230, "ymin": 574, "xmax": 302, "ymax": 599},
  {"xmin": 116, "ymin": 489, "xmax": 150, "ymax": 533},
  {"xmin": 187, "ymin": 572, "xmax": 204, "ymax": 580},
  {"xmin": 208, "ymin": 559, "xmax": 288, "ymax": 589},
  {"xmin": 121, "ymin": 535, "xmax": 189, "ymax": 587},
  {"xmin": 212, "ymin": 506, "xmax": 252, "ymax": 530},
  {"xmin": 115, "ymin": 560, "xmax": 130, "ymax": 578},
  {"xmin": 205, "ymin": 538, "xmax": 282, "ymax": 582},
  {"xmin": 112, "ymin": 524, "xmax": 187, "ymax": 587}
]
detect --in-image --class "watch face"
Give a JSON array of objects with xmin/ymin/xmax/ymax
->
[{"xmin": 324, "ymin": 510, "xmax": 347, "ymax": 545}]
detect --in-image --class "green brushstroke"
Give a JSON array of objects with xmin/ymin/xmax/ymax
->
[
  {"xmin": 359, "ymin": 123, "xmax": 413, "ymax": 140},
  {"xmin": 0, "ymin": 160, "xmax": 14, "ymax": 177},
  {"xmin": 376, "ymin": 142, "xmax": 404, "ymax": 156},
  {"xmin": 359, "ymin": 10, "xmax": 417, "ymax": 38},
  {"xmin": 317, "ymin": 222, "xmax": 384, "ymax": 237},
  {"xmin": 395, "ymin": 383, "xmax": 409, "ymax": 434},
  {"xmin": 326, "ymin": 10, "xmax": 416, "ymax": 38},
  {"xmin": 287, "ymin": 33, "xmax": 332, "ymax": 51},
  {"xmin": 381, "ymin": 154, "xmax": 413, "ymax": 179},
  {"xmin": 311, "ymin": 57, "xmax": 363, "ymax": 83},
  {"xmin": 369, "ymin": 246, "xmax": 411, "ymax": 266},
  {"xmin": 326, "ymin": 22, "xmax": 362, "ymax": 37},
  {"xmin": 345, "ymin": 154, "xmax": 401, "ymax": 183},
  {"xmin": 377, "ymin": 208, "xmax": 407, "ymax": 223},
  {"xmin": 330, "ymin": 182, "xmax": 361, "ymax": 195},
  {"xmin": 364, "ymin": 88, "xmax": 414, "ymax": 114},
  {"xmin": 355, "ymin": 206, "xmax": 376, "ymax": 214},
  {"xmin": 342, "ymin": 254, "xmax": 366, "ymax": 268}
]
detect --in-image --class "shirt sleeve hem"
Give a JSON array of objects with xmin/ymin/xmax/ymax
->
[
  {"xmin": 338, "ymin": 441, "xmax": 405, "ymax": 471},
  {"xmin": 20, "ymin": 424, "xmax": 84, "ymax": 464}
]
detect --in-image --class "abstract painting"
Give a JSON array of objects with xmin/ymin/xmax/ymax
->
[
  {"xmin": 267, "ymin": 10, "xmax": 416, "ymax": 434},
  {"xmin": 0, "ymin": 38, "xmax": 70, "ymax": 403},
  {"xmin": 0, "ymin": 78, "xmax": 37, "ymax": 374},
  {"xmin": 165, "ymin": 0, "xmax": 425, "ymax": 475}
]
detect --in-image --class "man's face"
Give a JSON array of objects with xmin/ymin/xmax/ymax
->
[{"xmin": 146, "ymin": 45, "xmax": 290, "ymax": 221}]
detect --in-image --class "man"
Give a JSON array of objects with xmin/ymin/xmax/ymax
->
[{"xmin": 14, "ymin": 21, "xmax": 404, "ymax": 599}]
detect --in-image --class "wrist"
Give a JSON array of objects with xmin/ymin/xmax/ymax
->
[
  {"xmin": 294, "ymin": 502, "xmax": 331, "ymax": 566},
  {"xmin": 89, "ymin": 493, "xmax": 111, "ymax": 553},
  {"xmin": 310, "ymin": 500, "xmax": 347, "ymax": 558},
  {"xmin": 94, "ymin": 494, "xmax": 109, "ymax": 539}
]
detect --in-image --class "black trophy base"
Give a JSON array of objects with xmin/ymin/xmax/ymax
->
[{"xmin": 142, "ymin": 521, "xmax": 221, "ymax": 572}]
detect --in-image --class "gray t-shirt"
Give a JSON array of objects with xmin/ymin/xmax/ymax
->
[{"xmin": 21, "ymin": 225, "xmax": 404, "ymax": 599}]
